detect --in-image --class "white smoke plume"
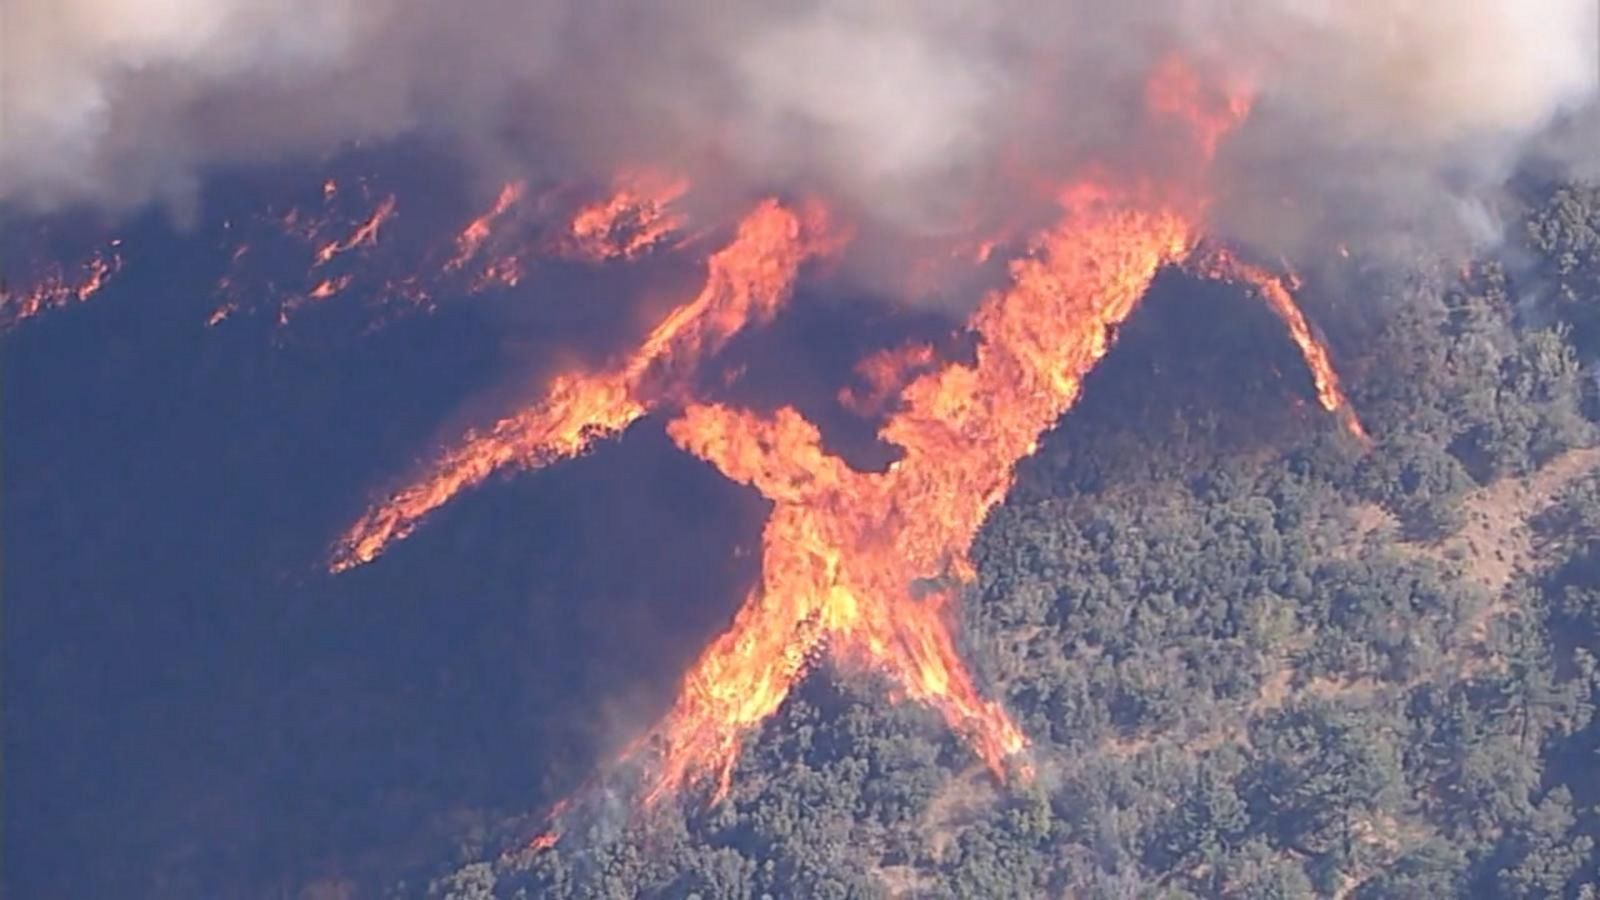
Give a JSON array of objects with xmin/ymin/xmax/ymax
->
[{"xmin": 2, "ymin": 0, "xmax": 1596, "ymax": 258}]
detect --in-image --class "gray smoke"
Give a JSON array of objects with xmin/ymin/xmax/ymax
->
[{"xmin": 2, "ymin": 0, "xmax": 1596, "ymax": 262}]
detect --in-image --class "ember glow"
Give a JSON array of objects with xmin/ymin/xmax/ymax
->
[
  {"xmin": 313, "ymin": 195, "xmax": 397, "ymax": 267},
  {"xmin": 194, "ymin": 174, "xmax": 698, "ymax": 330},
  {"xmin": 1, "ymin": 243, "xmax": 123, "ymax": 330},
  {"xmin": 1143, "ymin": 53, "xmax": 1253, "ymax": 162},
  {"xmin": 448, "ymin": 181, "xmax": 527, "ymax": 272}
]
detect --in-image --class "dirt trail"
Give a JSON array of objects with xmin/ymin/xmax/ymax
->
[
  {"xmin": 1441, "ymin": 447, "xmax": 1600, "ymax": 594},
  {"xmin": 1344, "ymin": 446, "xmax": 1600, "ymax": 648},
  {"xmin": 1409, "ymin": 447, "xmax": 1600, "ymax": 658}
]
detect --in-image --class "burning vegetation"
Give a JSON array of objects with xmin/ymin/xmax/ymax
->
[
  {"xmin": 0, "ymin": 242, "xmax": 123, "ymax": 330},
  {"xmin": 0, "ymin": 35, "xmax": 1375, "ymax": 861},
  {"xmin": 301, "ymin": 56, "xmax": 1370, "ymax": 848},
  {"xmin": 330, "ymin": 197, "xmax": 833, "ymax": 572}
]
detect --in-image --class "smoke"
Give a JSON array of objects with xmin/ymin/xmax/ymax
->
[{"xmin": 3, "ymin": 0, "xmax": 1596, "ymax": 261}]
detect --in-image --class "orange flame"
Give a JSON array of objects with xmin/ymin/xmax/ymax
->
[
  {"xmin": 522, "ymin": 796, "xmax": 573, "ymax": 854},
  {"xmin": 1191, "ymin": 248, "xmax": 1369, "ymax": 441},
  {"xmin": 562, "ymin": 173, "xmax": 690, "ymax": 263},
  {"xmin": 448, "ymin": 181, "xmax": 526, "ymax": 272},
  {"xmin": 330, "ymin": 198, "xmax": 835, "ymax": 572},
  {"xmin": 454, "ymin": 180, "xmax": 529, "ymax": 291},
  {"xmin": 448, "ymin": 177, "xmax": 689, "ymax": 294},
  {"xmin": 308, "ymin": 275, "xmax": 351, "ymax": 301},
  {"xmin": 1144, "ymin": 54, "xmax": 1253, "ymax": 163},
  {"xmin": 837, "ymin": 342, "xmax": 940, "ymax": 417},
  {"xmin": 1, "ymin": 244, "xmax": 124, "ymax": 330},
  {"xmin": 642, "ymin": 187, "xmax": 1196, "ymax": 803},
  {"xmin": 313, "ymin": 195, "xmax": 396, "ymax": 266},
  {"xmin": 202, "ymin": 174, "xmax": 695, "ymax": 329}
]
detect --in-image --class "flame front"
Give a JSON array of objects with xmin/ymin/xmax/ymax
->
[
  {"xmin": 1192, "ymin": 248, "xmax": 1369, "ymax": 441},
  {"xmin": 330, "ymin": 198, "xmax": 832, "ymax": 571},
  {"xmin": 1144, "ymin": 53, "xmax": 1253, "ymax": 163},
  {"xmin": 449, "ymin": 181, "xmax": 527, "ymax": 272},
  {"xmin": 1, "ymin": 243, "xmax": 123, "ymax": 330},
  {"xmin": 313, "ymin": 196, "xmax": 397, "ymax": 267},
  {"xmin": 196, "ymin": 173, "xmax": 695, "ymax": 330},
  {"xmin": 608, "ymin": 57, "xmax": 1262, "ymax": 807},
  {"xmin": 647, "ymin": 187, "xmax": 1195, "ymax": 802}
]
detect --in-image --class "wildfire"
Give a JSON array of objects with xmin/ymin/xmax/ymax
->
[
  {"xmin": 644, "ymin": 186, "xmax": 1194, "ymax": 803},
  {"xmin": 837, "ymin": 342, "xmax": 940, "ymax": 417},
  {"xmin": 2, "ymin": 167, "xmax": 697, "ymax": 335},
  {"xmin": 562, "ymin": 172, "xmax": 690, "ymax": 262},
  {"xmin": 449, "ymin": 181, "xmax": 527, "ymax": 271},
  {"xmin": 313, "ymin": 195, "xmax": 397, "ymax": 267},
  {"xmin": 329, "ymin": 198, "xmax": 835, "ymax": 572},
  {"xmin": 1191, "ymin": 247, "xmax": 1368, "ymax": 440},
  {"xmin": 447, "ymin": 180, "xmax": 540, "ymax": 292},
  {"xmin": 308, "ymin": 275, "xmax": 351, "ymax": 301},
  {"xmin": 313, "ymin": 55, "xmax": 1371, "ymax": 838},
  {"xmin": 208, "ymin": 189, "xmax": 405, "ymax": 326},
  {"xmin": 1, "ymin": 243, "xmax": 124, "ymax": 331},
  {"xmin": 0, "ymin": 48, "xmax": 1362, "ymax": 829}
]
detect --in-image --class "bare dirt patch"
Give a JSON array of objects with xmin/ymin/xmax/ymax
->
[{"xmin": 1401, "ymin": 447, "xmax": 1600, "ymax": 658}]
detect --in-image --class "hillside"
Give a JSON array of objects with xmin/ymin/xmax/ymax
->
[{"xmin": 421, "ymin": 183, "xmax": 1600, "ymax": 900}]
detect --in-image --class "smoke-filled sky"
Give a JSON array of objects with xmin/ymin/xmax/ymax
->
[{"xmin": 3, "ymin": 0, "xmax": 1598, "ymax": 257}]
